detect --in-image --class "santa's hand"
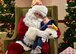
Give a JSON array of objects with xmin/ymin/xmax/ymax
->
[{"xmin": 37, "ymin": 30, "xmax": 49, "ymax": 38}]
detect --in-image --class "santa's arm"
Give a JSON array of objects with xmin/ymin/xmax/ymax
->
[
  {"xmin": 18, "ymin": 16, "xmax": 28, "ymax": 40},
  {"xmin": 23, "ymin": 27, "xmax": 49, "ymax": 40},
  {"xmin": 36, "ymin": 28, "xmax": 49, "ymax": 38}
]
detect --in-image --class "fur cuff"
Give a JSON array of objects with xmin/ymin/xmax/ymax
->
[
  {"xmin": 25, "ymin": 27, "xmax": 38, "ymax": 41},
  {"xmin": 16, "ymin": 41, "xmax": 31, "ymax": 51}
]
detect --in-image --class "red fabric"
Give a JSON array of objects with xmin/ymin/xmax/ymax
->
[
  {"xmin": 0, "ymin": 50, "xmax": 3, "ymax": 54},
  {"xmin": 57, "ymin": 28, "xmax": 61, "ymax": 38},
  {"xmin": 8, "ymin": 42, "xmax": 24, "ymax": 54},
  {"xmin": 18, "ymin": 16, "xmax": 28, "ymax": 40},
  {"xmin": 8, "ymin": 50, "xmax": 18, "ymax": 54},
  {"xmin": 42, "ymin": 42, "xmax": 50, "ymax": 54}
]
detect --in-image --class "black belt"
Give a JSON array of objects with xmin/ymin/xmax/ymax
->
[{"xmin": 21, "ymin": 40, "xmax": 32, "ymax": 48}]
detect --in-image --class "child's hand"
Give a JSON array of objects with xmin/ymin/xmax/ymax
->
[{"xmin": 47, "ymin": 25, "xmax": 52, "ymax": 28}]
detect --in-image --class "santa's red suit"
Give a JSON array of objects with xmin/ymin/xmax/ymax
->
[{"xmin": 7, "ymin": 5, "xmax": 50, "ymax": 54}]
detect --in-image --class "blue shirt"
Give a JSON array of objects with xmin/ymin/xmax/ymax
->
[{"xmin": 40, "ymin": 20, "xmax": 57, "ymax": 30}]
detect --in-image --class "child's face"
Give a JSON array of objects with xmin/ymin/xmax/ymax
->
[{"xmin": 43, "ymin": 17, "xmax": 50, "ymax": 24}]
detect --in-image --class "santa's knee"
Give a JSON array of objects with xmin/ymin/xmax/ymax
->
[{"xmin": 7, "ymin": 42, "xmax": 24, "ymax": 54}]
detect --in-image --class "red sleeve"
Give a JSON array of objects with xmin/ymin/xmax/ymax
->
[
  {"xmin": 57, "ymin": 28, "xmax": 61, "ymax": 38},
  {"xmin": 18, "ymin": 16, "xmax": 28, "ymax": 40}
]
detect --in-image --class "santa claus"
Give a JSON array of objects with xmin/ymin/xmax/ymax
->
[{"xmin": 6, "ymin": 5, "xmax": 49, "ymax": 54}]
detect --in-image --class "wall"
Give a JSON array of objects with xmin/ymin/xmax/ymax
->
[
  {"xmin": 15, "ymin": 0, "xmax": 52, "ymax": 7},
  {"xmin": 58, "ymin": 23, "xmax": 68, "ymax": 44},
  {"xmin": 15, "ymin": 0, "xmax": 67, "ymax": 20},
  {"xmin": 51, "ymin": 0, "xmax": 67, "ymax": 20}
]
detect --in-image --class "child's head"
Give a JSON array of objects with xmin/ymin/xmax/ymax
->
[
  {"xmin": 43, "ymin": 16, "xmax": 52, "ymax": 21},
  {"xmin": 43, "ymin": 16, "xmax": 52, "ymax": 20},
  {"xmin": 43, "ymin": 16, "xmax": 52, "ymax": 24}
]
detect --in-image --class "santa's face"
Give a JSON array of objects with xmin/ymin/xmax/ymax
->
[
  {"xmin": 29, "ymin": 13, "xmax": 43, "ymax": 28},
  {"xmin": 23, "ymin": 10, "xmax": 43, "ymax": 28},
  {"xmin": 34, "ymin": 11, "xmax": 44, "ymax": 19},
  {"xmin": 31, "ymin": 11, "xmax": 43, "ymax": 22}
]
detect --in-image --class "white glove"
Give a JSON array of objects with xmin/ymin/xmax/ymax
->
[
  {"xmin": 25, "ymin": 27, "xmax": 49, "ymax": 39},
  {"xmin": 37, "ymin": 30, "xmax": 49, "ymax": 39}
]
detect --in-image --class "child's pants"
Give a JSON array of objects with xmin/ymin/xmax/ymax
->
[{"xmin": 32, "ymin": 36, "xmax": 43, "ymax": 49}]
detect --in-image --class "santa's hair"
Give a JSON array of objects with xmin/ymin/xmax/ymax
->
[
  {"xmin": 23, "ymin": 5, "xmax": 48, "ymax": 29},
  {"xmin": 23, "ymin": 8, "xmax": 41, "ymax": 29}
]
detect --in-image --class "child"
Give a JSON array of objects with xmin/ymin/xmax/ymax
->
[{"xmin": 30, "ymin": 16, "xmax": 58, "ymax": 54}]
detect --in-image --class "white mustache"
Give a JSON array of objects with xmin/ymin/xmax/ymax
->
[{"xmin": 38, "ymin": 18, "xmax": 43, "ymax": 22}]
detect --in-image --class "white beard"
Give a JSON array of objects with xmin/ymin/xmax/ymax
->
[{"xmin": 23, "ymin": 9, "xmax": 42, "ymax": 29}]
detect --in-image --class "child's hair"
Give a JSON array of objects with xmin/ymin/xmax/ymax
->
[{"xmin": 47, "ymin": 16, "xmax": 53, "ymax": 20}]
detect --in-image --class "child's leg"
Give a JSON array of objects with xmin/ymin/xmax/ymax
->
[
  {"xmin": 36, "ymin": 37, "xmax": 43, "ymax": 49},
  {"xmin": 32, "ymin": 36, "xmax": 39, "ymax": 49},
  {"xmin": 33, "ymin": 37, "xmax": 42, "ymax": 53},
  {"xmin": 32, "ymin": 37, "xmax": 42, "ymax": 49},
  {"xmin": 31, "ymin": 37, "xmax": 42, "ymax": 54}
]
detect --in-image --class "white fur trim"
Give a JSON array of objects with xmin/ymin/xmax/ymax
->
[
  {"xmin": 5, "ymin": 50, "xmax": 8, "ymax": 54},
  {"xmin": 32, "ymin": 5, "xmax": 48, "ymax": 17},
  {"xmin": 23, "ymin": 36, "xmax": 34, "ymax": 46},
  {"xmin": 16, "ymin": 41, "xmax": 31, "ymax": 51},
  {"xmin": 25, "ymin": 27, "xmax": 38, "ymax": 40},
  {"xmin": 23, "ymin": 27, "xmax": 40, "ymax": 46}
]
